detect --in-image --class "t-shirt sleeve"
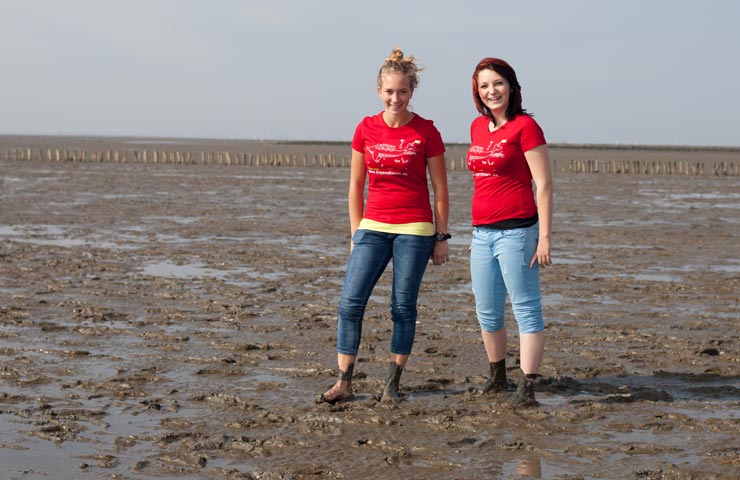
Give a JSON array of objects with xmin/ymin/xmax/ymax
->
[
  {"xmin": 519, "ymin": 116, "xmax": 546, "ymax": 153},
  {"xmin": 426, "ymin": 123, "xmax": 446, "ymax": 158},
  {"xmin": 351, "ymin": 120, "xmax": 365, "ymax": 152}
]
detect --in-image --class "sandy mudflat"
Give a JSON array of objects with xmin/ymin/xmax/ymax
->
[{"xmin": 0, "ymin": 137, "xmax": 738, "ymax": 479}]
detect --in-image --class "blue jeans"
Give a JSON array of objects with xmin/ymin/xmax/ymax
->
[
  {"xmin": 337, "ymin": 229, "xmax": 434, "ymax": 356},
  {"xmin": 469, "ymin": 224, "xmax": 544, "ymax": 334}
]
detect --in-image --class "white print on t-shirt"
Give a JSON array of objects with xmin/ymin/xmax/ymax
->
[
  {"xmin": 467, "ymin": 139, "xmax": 506, "ymax": 177},
  {"xmin": 366, "ymin": 139, "xmax": 421, "ymax": 176}
]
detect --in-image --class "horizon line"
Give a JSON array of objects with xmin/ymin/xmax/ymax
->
[{"xmin": 0, "ymin": 133, "xmax": 738, "ymax": 152}]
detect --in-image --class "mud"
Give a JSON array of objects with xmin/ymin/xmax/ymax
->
[{"xmin": 0, "ymin": 139, "xmax": 738, "ymax": 479}]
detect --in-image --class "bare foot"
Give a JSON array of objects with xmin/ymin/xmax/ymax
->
[{"xmin": 315, "ymin": 380, "xmax": 353, "ymax": 404}]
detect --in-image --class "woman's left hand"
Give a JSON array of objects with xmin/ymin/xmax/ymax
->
[
  {"xmin": 530, "ymin": 237, "xmax": 552, "ymax": 268},
  {"xmin": 432, "ymin": 241, "xmax": 449, "ymax": 265}
]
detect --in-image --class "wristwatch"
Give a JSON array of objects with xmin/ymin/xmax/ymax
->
[{"xmin": 434, "ymin": 232, "xmax": 452, "ymax": 242}]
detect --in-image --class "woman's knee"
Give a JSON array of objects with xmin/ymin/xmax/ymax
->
[
  {"xmin": 478, "ymin": 314, "xmax": 504, "ymax": 333},
  {"xmin": 513, "ymin": 299, "xmax": 543, "ymax": 333},
  {"xmin": 391, "ymin": 303, "xmax": 417, "ymax": 323},
  {"xmin": 338, "ymin": 301, "xmax": 366, "ymax": 320}
]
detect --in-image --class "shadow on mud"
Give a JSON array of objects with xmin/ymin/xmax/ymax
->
[
  {"xmin": 540, "ymin": 370, "xmax": 740, "ymax": 403},
  {"xmin": 361, "ymin": 371, "xmax": 740, "ymax": 405}
]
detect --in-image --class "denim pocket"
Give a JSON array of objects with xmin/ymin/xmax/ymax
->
[{"xmin": 352, "ymin": 229, "xmax": 368, "ymax": 244}]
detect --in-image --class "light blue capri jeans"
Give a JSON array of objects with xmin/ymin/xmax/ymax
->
[
  {"xmin": 470, "ymin": 224, "xmax": 544, "ymax": 334},
  {"xmin": 337, "ymin": 229, "xmax": 434, "ymax": 356}
]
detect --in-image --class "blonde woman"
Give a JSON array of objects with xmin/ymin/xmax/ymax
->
[{"xmin": 317, "ymin": 48, "xmax": 450, "ymax": 404}]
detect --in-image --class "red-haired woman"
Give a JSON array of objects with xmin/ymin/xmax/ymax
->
[{"xmin": 466, "ymin": 58, "xmax": 553, "ymax": 406}]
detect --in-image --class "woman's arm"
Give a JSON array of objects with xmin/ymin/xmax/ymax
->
[
  {"xmin": 428, "ymin": 154, "xmax": 450, "ymax": 265},
  {"xmin": 348, "ymin": 148, "xmax": 367, "ymax": 250},
  {"xmin": 525, "ymin": 144, "xmax": 553, "ymax": 268}
]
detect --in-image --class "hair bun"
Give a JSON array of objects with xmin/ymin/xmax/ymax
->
[
  {"xmin": 386, "ymin": 47, "xmax": 405, "ymax": 63},
  {"xmin": 378, "ymin": 47, "xmax": 423, "ymax": 90}
]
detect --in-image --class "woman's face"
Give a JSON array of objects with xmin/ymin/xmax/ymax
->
[
  {"xmin": 477, "ymin": 68, "xmax": 510, "ymax": 114},
  {"xmin": 378, "ymin": 72, "xmax": 413, "ymax": 115}
]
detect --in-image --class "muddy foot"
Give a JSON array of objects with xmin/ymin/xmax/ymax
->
[{"xmin": 315, "ymin": 381, "xmax": 353, "ymax": 405}]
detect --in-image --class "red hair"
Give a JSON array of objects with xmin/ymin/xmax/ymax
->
[{"xmin": 472, "ymin": 58, "xmax": 530, "ymax": 124}]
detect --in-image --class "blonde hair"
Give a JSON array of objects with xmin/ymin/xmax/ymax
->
[{"xmin": 377, "ymin": 47, "xmax": 422, "ymax": 90}]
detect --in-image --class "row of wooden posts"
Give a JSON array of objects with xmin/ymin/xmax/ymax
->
[
  {"xmin": 2, "ymin": 147, "xmax": 350, "ymax": 168},
  {"xmin": 566, "ymin": 158, "xmax": 739, "ymax": 176},
  {"xmin": 2, "ymin": 147, "xmax": 737, "ymax": 175},
  {"xmin": 2, "ymin": 147, "xmax": 476, "ymax": 170}
]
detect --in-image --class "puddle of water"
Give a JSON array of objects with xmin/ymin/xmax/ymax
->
[
  {"xmin": 582, "ymin": 218, "xmax": 678, "ymax": 227},
  {"xmin": 2, "ymin": 176, "xmax": 25, "ymax": 183},
  {"xmin": 715, "ymin": 202, "xmax": 740, "ymax": 209},
  {"xmin": 141, "ymin": 215, "xmax": 199, "ymax": 225},
  {"xmin": 0, "ymin": 417, "xmax": 104, "ymax": 480},
  {"xmin": 142, "ymin": 261, "xmax": 255, "ymax": 281},
  {"xmin": 668, "ymin": 403, "xmax": 739, "ymax": 421},
  {"xmin": 500, "ymin": 457, "xmax": 579, "ymax": 479},
  {"xmin": 442, "ymin": 282, "xmax": 473, "ymax": 296},
  {"xmin": 0, "ymin": 404, "xmax": 202, "ymax": 479},
  {"xmin": 0, "ymin": 286, "xmax": 25, "ymax": 296},
  {"xmin": 588, "ymin": 269, "xmax": 683, "ymax": 283},
  {"xmin": 424, "ymin": 442, "xmax": 592, "ymax": 479},
  {"xmin": 203, "ymin": 457, "xmax": 255, "ymax": 475},
  {"xmin": 0, "ymin": 224, "xmax": 129, "ymax": 250},
  {"xmin": 6, "ymin": 237, "xmax": 122, "ymax": 249},
  {"xmin": 665, "ymin": 192, "xmax": 740, "ymax": 201},
  {"xmin": 554, "ymin": 256, "xmax": 592, "ymax": 266},
  {"xmin": 633, "ymin": 273, "xmax": 682, "ymax": 282},
  {"xmin": 142, "ymin": 261, "xmax": 232, "ymax": 279},
  {"xmin": 0, "ymin": 224, "xmax": 66, "ymax": 236},
  {"xmin": 75, "ymin": 360, "xmax": 122, "ymax": 380},
  {"xmin": 0, "ymin": 224, "xmax": 242, "ymax": 251},
  {"xmin": 96, "ymin": 405, "xmax": 168, "ymax": 438},
  {"xmin": 542, "ymin": 292, "xmax": 568, "ymax": 306},
  {"xmin": 0, "ymin": 225, "xmax": 20, "ymax": 236},
  {"xmin": 709, "ymin": 264, "xmax": 740, "ymax": 273},
  {"xmin": 583, "ymin": 262, "xmax": 740, "ymax": 280},
  {"xmin": 140, "ymin": 260, "xmax": 282, "ymax": 290},
  {"xmin": 151, "ymin": 233, "xmax": 192, "ymax": 244}
]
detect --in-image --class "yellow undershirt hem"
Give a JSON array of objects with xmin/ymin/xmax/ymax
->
[{"xmin": 358, "ymin": 219, "xmax": 435, "ymax": 236}]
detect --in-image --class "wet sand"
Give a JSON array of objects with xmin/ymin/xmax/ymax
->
[{"xmin": 0, "ymin": 139, "xmax": 738, "ymax": 479}]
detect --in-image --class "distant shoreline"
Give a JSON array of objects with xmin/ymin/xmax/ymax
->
[
  {"xmin": 0, "ymin": 134, "xmax": 738, "ymax": 153},
  {"xmin": 277, "ymin": 140, "xmax": 740, "ymax": 153},
  {"xmin": 2, "ymin": 133, "xmax": 737, "ymax": 175}
]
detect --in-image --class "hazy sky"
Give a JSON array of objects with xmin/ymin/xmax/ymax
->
[{"xmin": 2, "ymin": 0, "xmax": 739, "ymax": 146}]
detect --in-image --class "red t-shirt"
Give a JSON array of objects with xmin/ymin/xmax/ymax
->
[
  {"xmin": 466, "ymin": 114, "xmax": 546, "ymax": 226},
  {"xmin": 352, "ymin": 112, "xmax": 445, "ymax": 224}
]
